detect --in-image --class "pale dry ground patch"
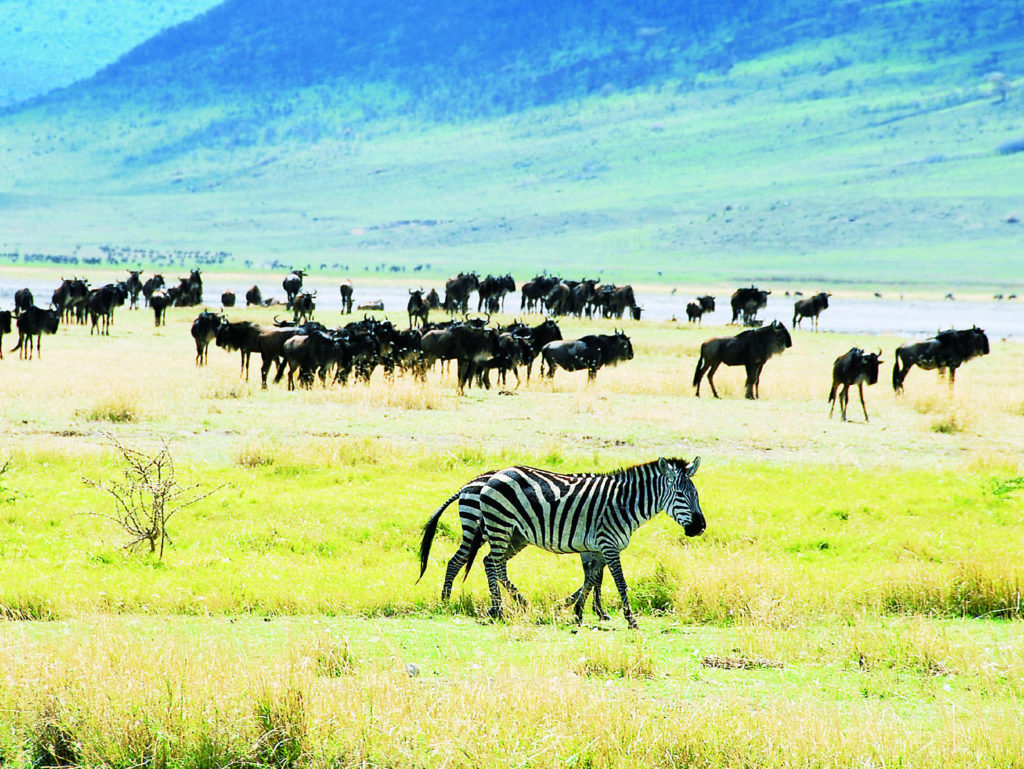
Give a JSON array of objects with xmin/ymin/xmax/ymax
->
[{"xmin": 0, "ymin": 307, "xmax": 1021, "ymax": 472}]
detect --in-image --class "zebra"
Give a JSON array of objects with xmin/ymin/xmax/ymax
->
[
  {"xmin": 475, "ymin": 456, "xmax": 704, "ymax": 628},
  {"xmin": 418, "ymin": 472, "xmax": 612, "ymax": 621}
]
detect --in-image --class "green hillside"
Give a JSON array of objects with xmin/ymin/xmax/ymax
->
[{"xmin": 1, "ymin": 0, "xmax": 1022, "ymax": 289}]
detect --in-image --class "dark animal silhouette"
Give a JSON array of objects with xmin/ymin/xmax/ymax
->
[
  {"xmin": 693, "ymin": 320, "xmax": 792, "ymax": 399},
  {"xmin": 87, "ymin": 283, "xmax": 128, "ymax": 336},
  {"xmin": 730, "ymin": 286, "xmax": 770, "ymax": 324},
  {"xmin": 221, "ymin": 291, "xmax": 236, "ymax": 308},
  {"xmin": 408, "ymin": 289, "xmax": 430, "ymax": 328},
  {"xmin": 686, "ymin": 295, "xmax": 715, "ymax": 324},
  {"xmin": 0, "ymin": 310, "xmax": 11, "ymax": 358},
  {"xmin": 283, "ymin": 270, "xmax": 306, "ymax": 309},
  {"xmin": 11, "ymin": 306, "xmax": 60, "ymax": 359},
  {"xmin": 142, "ymin": 274, "xmax": 165, "ymax": 308},
  {"xmin": 793, "ymin": 292, "xmax": 831, "ymax": 330},
  {"xmin": 339, "ymin": 280, "xmax": 354, "ymax": 314},
  {"xmin": 829, "ymin": 348, "xmax": 883, "ymax": 422},
  {"xmin": 191, "ymin": 311, "xmax": 225, "ymax": 365},
  {"xmin": 125, "ymin": 270, "xmax": 144, "ymax": 310},
  {"xmin": 892, "ymin": 327, "xmax": 989, "ymax": 392},
  {"xmin": 150, "ymin": 289, "xmax": 171, "ymax": 327},
  {"xmin": 245, "ymin": 285, "xmax": 263, "ymax": 306},
  {"xmin": 13, "ymin": 288, "xmax": 33, "ymax": 317},
  {"xmin": 541, "ymin": 331, "xmax": 634, "ymax": 381}
]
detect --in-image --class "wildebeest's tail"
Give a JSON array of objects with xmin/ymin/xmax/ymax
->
[
  {"xmin": 417, "ymin": 489, "xmax": 460, "ymax": 582},
  {"xmin": 692, "ymin": 349, "xmax": 706, "ymax": 387},
  {"xmin": 828, "ymin": 379, "xmax": 838, "ymax": 405},
  {"xmin": 892, "ymin": 354, "xmax": 903, "ymax": 392},
  {"xmin": 9, "ymin": 334, "xmax": 22, "ymax": 353},
  {"xmin": 461, "ymin": 522, "xmax": 485, "ymax": 582}
]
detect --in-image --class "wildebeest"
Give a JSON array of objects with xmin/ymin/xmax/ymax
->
[
  {"xmin": 283, "ymin": 270, "xmax": 306, "ymax": 309},
  {"xmin": 541, "ymin": 331, "xmax": 634, "ymax": 381},
  {"xmin": 828, "ymin": 348, "xmax": 883, "ymax": 422},
  {"xmin": 87, "ymin": 283, "xmax": 128, "ymax": 336},
  {"xmin": 730, "ymin": 286, "xmax": 770, "ymax": 324},
  {"xmin": 215, "ymin": 320, "xmax": 261, "ymax": 380},
  {"xmin": 221, "ymin": 291, "xmax": 236, "ymax": 308},
  {"xmin": 125, "ymin": 270, "xmax": 144, "ymax": 310},
  {"xmin": 693, "ymin": 320, "xmax": 792, "ymax": 399},
  {"xmin": 520, "ymin": 275, "xmax": 560, "ymax": 313},
  {"xmin": 686, "ymin": 295, "xmax": 715, "ymax": 324},
  {"xmin": 13, "ymin": 288, "xmax": 33, "ymax": 317},
  {"xmin": 421, "ymin": 323, "xmax": 498, "ymax": 394},
  {"xmin": 793, "ymin": 292, "xmax": 831, "ymax": 330},
  {"xmin": 245, "ymin": 285, "xmax": 263, "ymax": 306},
  {"xmin": 292, "ymin": 291, "xmax": 316, "ymax": 323},
  {"xmin": 0, "ymin": 310, "xmax": 11, "ymax": 358},
  {"xmin": 150, "ymin": 289, "xmax": 171, "ymax": 327},
  {"xmin": 443, "ymin": 272, "xmax": 479, "ymax": 315},
  {"xmin": 608, "ymin": 285, "xmax": 639, "ymax": 320},
  {"xmin": 407, "ymin": 289, "xmax": 430, "ymax": 328},
  {"xmin": 191, "ymin": 311, "xmax": 224, "ymax": 366},
  {"xmin": 892, "ymin": 327, "xmax": 990, "ymax": 392},
  {"xmin": 11, "ymin": 306, "xmax": 60, "ymax": 359},
  {"xmin": 174, "ymin": 270, "xmax": 203, "ymax": 307},
  {"xmin": 142, "ymin": 274, "xmax": 165, "ymax": 308},
  {"xmin": 339, "ymin": 280, "xmax": 354, "ymax": 314},
  {"xmin": 478, "ymin": 274, "xmax": 515, "ymax": 312}
]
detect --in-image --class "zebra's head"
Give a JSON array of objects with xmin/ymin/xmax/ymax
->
[{"xmin": 658, "ymin": 456, "xmax": 705, "ymax": 537}]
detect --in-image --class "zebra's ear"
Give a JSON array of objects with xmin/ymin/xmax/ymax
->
[
  {"xmin": 657, "ymin": 457, "xmax": 671, "ymax": 475},
  {"xmin": 687, "ymin": 456, "xmax": 701, "ymax": 477}
]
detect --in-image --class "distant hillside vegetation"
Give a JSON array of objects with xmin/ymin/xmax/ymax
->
[{"xmin": 69, "ymin": 0, "xmax": 1024, "ymax": 121}]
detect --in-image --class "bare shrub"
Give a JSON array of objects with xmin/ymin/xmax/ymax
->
[{"xmin": 84, "ymin": 435, "xmax": 221, "ymax": 560}]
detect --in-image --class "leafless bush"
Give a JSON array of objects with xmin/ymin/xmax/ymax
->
[{"xmin": 84, "ymin": 435, "xmax": 221, "ymax": 560}]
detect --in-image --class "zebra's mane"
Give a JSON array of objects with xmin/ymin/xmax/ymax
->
[{"xmin": 606, "ymin": 457, "xmax": 689, "ymax": 478}]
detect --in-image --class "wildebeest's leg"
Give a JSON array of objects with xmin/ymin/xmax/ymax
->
[
  {"xmin": 744, "ymin": 363, "xmax": 761, "ymax": 399},
  {"xmin": 840, "ymin": 383, "xmax": 850, "ymax": 421},
  {"xmin": 601, "ymin": 548, "xmax": 637, "ymax": 629},
  {"xmin": 706, "ymin": 361, "xmax": 722, "ymax": 398},
  {"xmin": 948, "ymin": 366, "xmax": 957, "ymax": 388},
  {"xmin": 858, "ymin": 382, "xmax": 869, "ymax": 422}
]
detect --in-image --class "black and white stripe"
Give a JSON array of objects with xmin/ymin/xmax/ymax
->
[
  {"xmin": 418, "ymin": 472, "xmax": 610, "ymax": 620},
  {"xmin": 477, "ymin": 457, "xmax": 704, "ymax": 628}
]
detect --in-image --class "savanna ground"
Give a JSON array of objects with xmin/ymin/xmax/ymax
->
[{"xmin": 0, "ymin": 296, "xmax": 1022, "ymax": 768}]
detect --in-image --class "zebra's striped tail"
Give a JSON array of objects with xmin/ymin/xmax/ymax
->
[{"xmin": 417, "ymin": 490, "xmax": 461, "ymax": 582}]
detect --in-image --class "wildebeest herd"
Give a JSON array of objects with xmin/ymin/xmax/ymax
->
[{"xmin": 1, "ymin": 270, "xmax": 996, "ymax": 420}]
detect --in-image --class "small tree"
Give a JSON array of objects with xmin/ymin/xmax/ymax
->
[{"xmin": 85, "ymin": 436, "xmax": 220, "ymax": 560}]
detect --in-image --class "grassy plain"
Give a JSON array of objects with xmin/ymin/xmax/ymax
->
[{"xmin": 0, "ymin": 303, "xmax": 1022, "ymax": 766}]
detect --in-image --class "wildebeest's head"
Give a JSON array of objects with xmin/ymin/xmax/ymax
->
[{"xmin": 769, "ymin": 320, "xmax": 792, "ymax": 350}]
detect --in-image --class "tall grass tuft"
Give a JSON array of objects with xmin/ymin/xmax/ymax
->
[
  {"xmin": 252, "ymin": 683, "xmax": 308, "ymax": 769},
  {"xmin": 306, "ymin": 632, "xmax": 358, "ymax": 677},
  {"xmin": 570, "ymin": 634, "xmax": 657, "ymax": 679},
  {"xmin": 81, "ymin": 391, "xmax": 141, "ymax": 423}
]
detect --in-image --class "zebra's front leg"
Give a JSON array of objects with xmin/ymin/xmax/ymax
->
[{"xmin": 601, "ymin": 549, "xmax": 637, "ymax": 629}]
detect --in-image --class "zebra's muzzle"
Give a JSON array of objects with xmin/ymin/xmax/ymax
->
[{"xmin": 684, "ymin": 515, "xmax": 706, "ymax": 537}]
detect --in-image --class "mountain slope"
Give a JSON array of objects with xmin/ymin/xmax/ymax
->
[{"xmin": 0, "ymin": 0, "xmax": 220, "ymax": 108}]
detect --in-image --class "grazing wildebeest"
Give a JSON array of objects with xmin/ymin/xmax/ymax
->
[
  {"xmin": 13, "ymin": 288, "xmax": 33, "ymax": 317},
  {"xmin": 221, "ymin": 290, "xmax": 236, "ymax": 308},
  {"xmin": 245, "ymin": 285, "xmax": 263, "ymax": 307},
  {"xmin": 417, "ymin": 471, "xmax": 611, "ymax": 620},
  {"xmin": 425, "ymin": 288, "xmax": 441, "ymax": 311},
  {"xmin": 421, "ymin": 323, "xmax": 498, "ymax": 394},
  {"xmin": 150, "ymin": 289, "xmax": 172, "ymax": 327},
  {"xmin": 693, "ymin": 320, "xmax": 792, "ymax": 399},
  {"xmin": 142, "ymin": 274, "xmax": 165, "ymax": 308},
  {"xmin": 892, "ymin": 327, "xmax": 990, "ymax": 392},
  {"xmin": 541, "ymin": 331, "xmax": 634, "ymax": 381},
  {"xmin": 608, "ymin": 285, "xmax": 638, "ymax": 320},
  {"xmin": 543, "ymin": 282, "xmax": 571, "ymax": 316},
  {"xmin": 339, "ymin": 280, "xmax": 354, "ymax": 314},
  {"xmin": 464, "ymin": 457, "xmax": 704, "ymax": 627},
  {"xmin": 730, "ymin": 286, "xmax": 770, "ymax": 324},
  {"xmin": 292, "ymin": 291, "xmax": 316, "ymax": 323},
  {"xmin": 829, "ymin": 348, "xmax": 883, "ymax": 422},
  {"xmin": 191, "ymin": 311, "xmax": 224, "ymax": 366},
  {"xmin": 793, "ymin": 292, "xmax": 831, "ymax": 330},
  {"xmin": 408, "ymin": 289, "xmax": 430, "ymax": 328},
  {"xmin": 125, "ymin": 270, "xmax": 143, "ymax": 310},
  {"xmin": 174, "ymin": 270, "xmax": 203, "ymax": 307},
  {"xmin": 686, "ymin": 295, "xmax": 716, "ymax": 324},
  {"xmin": 0, "ymin": 310, "xmax": 11, "ymax": 358},
  {"xmin": 281, "ymin": 330, "xmax": 337, "ymax": 389},
  {"xmin": 87, "ymin": 283, "xmax": 128, "ymax": 336},
  {"xmin": 283, "ymin": 270, "xmax": 306, "ymax": 309},
  {"xmin": 11, "ymin": 306, "xmax": 60, "ymax": 359}
]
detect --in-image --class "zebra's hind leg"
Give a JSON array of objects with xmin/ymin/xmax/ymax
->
[{"xmin": 566, "ymin": 553, "xmax": 610, "ymax": 622}]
